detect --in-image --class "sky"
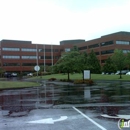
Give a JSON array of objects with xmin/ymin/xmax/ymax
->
[{"xmin": 0, "ymin": 0, "xmax": 130, "ymax": 45}]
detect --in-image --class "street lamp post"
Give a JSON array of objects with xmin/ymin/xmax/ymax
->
[
  {"xmin": 36, "ymin": 44, "xmax": 39, "ymax": 77},
  {"xmin": 44, "ymin": 44, "xmax": 46, "ymax": 72}
]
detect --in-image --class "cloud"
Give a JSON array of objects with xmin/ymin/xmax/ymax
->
[{"xmin": 0, "ymin": 0, "xmax": 130, "ymax": 44}]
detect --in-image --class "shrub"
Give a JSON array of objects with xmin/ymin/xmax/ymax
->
[
  {"xmin": 84, "ymin": 79, "xmax": 94, "ymax": 85},
  {"xmin": 74, "ymin": 79, "xmax": 94, "ymax": 85},
  {"xmin": 60, "ymin": 79, "xmax": 73, "ymax": 82},
  {"xmin": 48, "ymin": 78, "xmax": 56, "ymax": 81},
  {"xmin": 40, "ymin": 72, "xmax": 51, "ymax": 75},
  {"xmin": 74, "ymin": 80, "xmax": 84, "ymax": 84}
]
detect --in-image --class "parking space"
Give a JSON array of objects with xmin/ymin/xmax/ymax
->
[
  {"xmin": 0, "ymin": 107, "xmax": 121, "ymax": 130},
  {"xmin": 1, "ymin": 81, "xmax": 130, "ymax": 130}
]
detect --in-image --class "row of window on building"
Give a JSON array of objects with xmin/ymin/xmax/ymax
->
[
  {"xmin": 2, "ymin": 49, "xmax": 130, "ymax": 59},
  {"xmin": 2, "ymin": 41, "xmax": 130, "ymax": 52},
  {"xmin": 2, "ymin": 56, "xmax": 60, "ymax": 59},
  {"xmin": 78, "ymin": 41, "xmax": 130, "ymax": 50},
  {"xmin": 2, "ymin": 48, "xmax": 62, "ymax": 52},
  {"xmin": 3, "ymin": 63, "xmax": 52, "ymax": 66}
]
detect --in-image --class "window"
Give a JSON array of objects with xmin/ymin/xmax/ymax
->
[
  {"xmin": 39, "ymin": 49, "xmax": 52, "ymax": 52},
  {"xmin": 45, "ymin": 56, "xmax": 51, "ymax": 59},
  {"xmin": 2, "ymin": 48, "xmax": 20, "ymax": 51},
  {"xmin": 21, "ymin": 48, "xmax": 37, "ymax": 52},
  {"xmin": 54, "ymin": 56, "xmax": 59, "ymax": 59},
  {"xmin": 3, "ymin": 63, "xmax": 20, "ymax": 66},
  {"xmin": 3, "ymin": 55, "xmax": 20, "ymax": 59},
  {"xmin": 116, "ymin": 41, "xmax": 129, "ymax": 45},
  {"xmin": 78, "ymin": 46, "xmax": 87, "ymax": 50},
  {"xmin": 65, "ymin": 48, "xmax": 70, "ymax": 52},
  {"xmin": 39, "ymin": 49, "xmax": 44, "ymax": 52},
  {"xmin": 54, "ymin": 49, "xmax": 59, "ymax": 52},
  {"xmin": 95, "ymin": 52, "xmax": 100, "ymax": 55},
  {"xmin": 21, "ymin": 56, "xmax": 37, "ymax": 59},
  {"xmin": 101, "ymin": 50, "xmax": 114, "ymax": 55},
  {"xmin": 39, "ymin": 63, "xmax": 52, "ymax": 66},
  {"xmin": 88, "ymin": 44, "xmax": 99, "ymax": 49},
  {"xmin": 22, "ymin": 63, "xmax": 36, "ymax": 66},
  {"xmin": 45, "ymin": 49, "xmax": 51, "ymax": 52},
  {"xmin": 100, "ymin": 41, "xmax": 114, "ymax": 46},
  {"xmin": 46, "ymin": 63, "xmax": 52, "ymax": 66},
  {"xmin": 123, "ymin": 50, "xmax": 130, "ymax": 53}
]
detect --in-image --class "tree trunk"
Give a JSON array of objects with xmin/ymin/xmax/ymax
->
[
  {"xmin": 82, "ymin": 70, "xmax": 84, "ymax": 81},
  {"xmin": 67, "ymin": 72, "xmax": 70, "ymax": 81},
  {"xmin": 119, "ymin": 70, "xmax": 122, "ymax": 79}
]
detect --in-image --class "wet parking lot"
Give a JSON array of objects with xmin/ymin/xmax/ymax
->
[
  {"xmin": 0, "ymin": 80, "xmax": 130, "ymax": 130},
  {"xmin": 0, "ymin": 107, "xmax": 120, "ymax": 130}
]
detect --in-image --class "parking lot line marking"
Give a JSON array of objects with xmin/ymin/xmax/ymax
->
[{"xmin": 73, "ymin": 107, "xmax": 107, "ymax": 130}]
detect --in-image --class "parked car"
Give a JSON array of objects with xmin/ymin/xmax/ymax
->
[
  {"xmin": 11, "ymin": 73, "xmax": 17, "ymax": 77},
  {"xmin": 27, "ymin": 73, "xmax": 33, "ymax": 76},
  {"xmin": 102, "ymin": 72, "xmax": 115, "ymax": 75},
  {"xmin": 115, "ymin": 70, "xmax": 129, "ymax": 75},
  {"xmin": 126, "ymin": 72, "xmax": 130, "ymax": 75},
  {"xmin": 115, "ymin": 71, "xmax": 120, "ymax": 75},
  {"xmin": 4, "ymin": 72, "xmax": 11, "ymax": 78}
]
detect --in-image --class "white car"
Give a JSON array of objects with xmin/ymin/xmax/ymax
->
[
  {"xmin": 126, "ymin": 72, "xmax": 130, "ymax": 75},
  {"xmin": 11, "ymin": 73, "xmax": 17, "ymax": 77},
  {"xmin": 27, "ymin": 73, "xmax": 33, "ymax": 76}
]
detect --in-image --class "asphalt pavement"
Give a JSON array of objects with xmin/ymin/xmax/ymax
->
[{"xmin": 0, "ymin": 106, "xmax": 121, "ymax": 130}]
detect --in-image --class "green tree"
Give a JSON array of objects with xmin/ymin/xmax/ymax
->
[
  {"xmin": 76, "ymin": 51, "xmax": 92, "ymax": 80},
  {"xmin": 71, "ymin": 45, "xmax": 79, "ymax": 51},
  {"xmin": 87, "ymin": 50, "xmax": 101, "ymax": 74},
  {"xmin": 102, "ymin": 57, "xmax": 117, "ymax": 74},
  {"xmin": 111, "ymin": 49, "xmax": 126, "ymax": 79},
  {"xmin": 126, "ymin": 52, "xmax": 130, "ymax": 70},
  {"xmin": 53, "ymin": 50, "xmax": 80, "ymax": 80},
  {"xmin": 0, "ymin": 67, "xmax": 5, "ymax": 77}
]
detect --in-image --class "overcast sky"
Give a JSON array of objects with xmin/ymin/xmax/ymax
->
[{"xmin": 0, "ymin": 0, "xmax": 130, "ymax": 44}]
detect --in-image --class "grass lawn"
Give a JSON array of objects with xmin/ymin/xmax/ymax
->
[
  {"xmin": 0, "ymin": 81, "xmax": 40, "ymax": 89},
  {"xmin": 0, "ymin": 73, "xmax": 130, "ymax": 89},
  {"xmin": 31, "ymin": 73, "xmax": 130, "ymax": 81}
]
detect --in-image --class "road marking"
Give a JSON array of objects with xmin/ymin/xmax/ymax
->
[
  {"xmin": 73, "ymin": 107, "xmax": 107, "ymax": 130},
  {"xmin": 101, "ymin": 114, "xmax": 130, "ymax": 119},
  {"xmin": 28, "ymin": 116, "xmax": 68, "ymax": 124}
]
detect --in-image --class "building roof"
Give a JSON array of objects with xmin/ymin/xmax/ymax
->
[
  {"xmin": 60, "ymin": 39, "xmax": 85, "ymax": 45},
  {"xmin": 101, "ymin": 31, "xmax": 130, "ymax": 38},
  {"xmin": 1, "ymin": 39, "xmax": 32, "ymax": 44}
]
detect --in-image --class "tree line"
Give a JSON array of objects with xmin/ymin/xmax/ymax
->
[
  {"xmin": 0, "ymin": 46, "xmax": 130, "ymax": 79},
  {"xmin": 53, "ymin": 46, "xmax": 130, "ymax": 80},
  {"xmin": 53, "ymin": 46, "xmax": 101, "ymax": 80}
]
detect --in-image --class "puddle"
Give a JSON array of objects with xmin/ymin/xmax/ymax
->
[{"xmin": 0, "ymin": 81, "xmax": 130, "ymax": 117}]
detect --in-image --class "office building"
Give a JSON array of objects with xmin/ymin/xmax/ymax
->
[{"xmin": 0, "ymin": 31, "xmax": 130, "ymax": 73}]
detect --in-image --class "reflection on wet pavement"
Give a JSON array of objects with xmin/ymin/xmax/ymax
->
[{"xmin": 0, "ymin": 81, "xmax": 130, "ymax": 118}]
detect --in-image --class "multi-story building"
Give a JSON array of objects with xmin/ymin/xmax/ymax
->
[
  {"xmin": 0, "ymin": 31, "xmax": 130, "ymax": 73},
  {"xmin": 76, "ymin": 31, "xmax": 130, "ymax": 65},
  {"xmin": 0, "ymin": 40, "xmax": 63, "ymax": 73}
]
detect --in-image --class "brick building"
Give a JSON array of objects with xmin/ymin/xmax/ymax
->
[{"xmin": 0, "ymin": 31, "xmax": 130, "ymax": 73}]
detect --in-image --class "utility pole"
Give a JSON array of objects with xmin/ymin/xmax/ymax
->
[
  {"xmin": 44, "ymin": 44, "xmax": 46, "ymax": 72},
  {"xmin": 36, "ymin": 44, "xmax": 38, "ymax": 77}
]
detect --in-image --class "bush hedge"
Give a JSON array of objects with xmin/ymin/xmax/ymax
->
[
  {"xmin": 48, "ymin": 78, "xmax": 57, "ymax": 81},
  {"xmin": 60, "ymin": 79, "xmax": 73, "ymax": 82},
  {"xmin": 74, "ymin": 79, "xmax": 94, "ymax": 85}
]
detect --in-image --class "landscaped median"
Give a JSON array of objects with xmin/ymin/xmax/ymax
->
[
  {"xmin": 0, "ymin": 81, "xmax": 40, "ymax": 89},
  {"xmin": 1, "ymin": 73, "xmax": 130, "ymax": 89},
  {"xmin": 30, "ymin": 73, "xmax": 130, "ymax": 81}
]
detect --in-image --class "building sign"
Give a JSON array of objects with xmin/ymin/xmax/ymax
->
[
  {"xmin": 84, "ymin": 70, "xmax": 90, "ymax": 79},
  {"xmin": 34, "ymin": 65, "xmax": 40, "ymax": 71}
]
